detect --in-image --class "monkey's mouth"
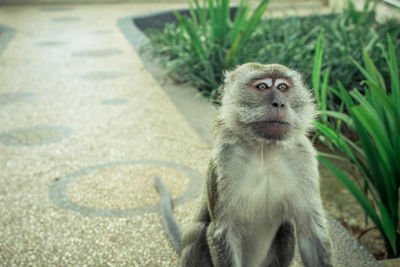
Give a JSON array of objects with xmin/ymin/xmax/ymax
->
[{"xmin": 251, "ymin": 120, "xmax": 290, "ymax": 139}]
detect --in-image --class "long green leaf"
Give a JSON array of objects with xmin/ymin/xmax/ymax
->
[
  {"xmin": 320, "ymin": 68, "xmax": 330, "ymax": 122},
  {"xmin": 318, "ymin": 156, "xmax": 383, "ymax": 232},
  {"xmin": 193, "ymin": 0, "xmax": 207, "ymax": 36},
  {"xmin": 188, "ymin": 0, "xmax": 199, "ymax": 31},
  {"xmin": 362, "ymin": 47, "xmax": 386, "ymax": 91},
  {"xmin": 351, "ymin": 102, "xmax": 394, "ymax": 217},
  {"xmin": 350, "ymin": 93, "xmax": 393, "ymax": 163},
  {"xmin": 215, "ymin": 0, "xmax": 229, "ymax": 44},
  {"xmin": 317, "ymin": 152, "xmax": 347, "ymax": 161},
  {"xmin": 318, "ymin": 110, "xmax": 353, "ymax": 128},
  {"xmin": 351, "ymin": 112, "xmax": 387, "ymax": 200},
  {"xmin": 312, "ymin": 31, "xmax": 324, "ymax": 104},
  {"xmin": 341, "ymin": 136, "xmax": 365, "ymax": 159},
  {"xmin": 351, "ymin": 105, "xmax": 392, "ymax": 175},
  {"xmin": 366, "ymin": 81, "xmax": 400, "ymax": 126},
  {"xmin": 386, "ymin": 34, "xmax": 400, "ymax": 102},
  {"xmin": 243, "ymin": 0, "xmax": 270, "ymax": 38},
  {"xmin": 225, "ymin": 0, "xmax": 270, "ymax": 66},
  {"xmin": 351, "ymin": 57, "xmax": 380, "ymax": 91},
  {"xmin": 208, "ymin": 0, "xmax": 215, "ymax": 44},
  {"xmin": 337, "ymin": 81, "xmax": 355, "ymax": 110},
  {"xmin": 378, "ymin": 201, "xmax": 398, "ymax": 255},
  {"xmin": 315, "ymin": 122, "xmax": 356, "ymax": 161},
  {"xmin": 176, "ymin": 13, "xmax": 205, "ymax": 60},
  {"xmin": 230, "ymin": 0, "xmax": 249, "ymax": 45}
]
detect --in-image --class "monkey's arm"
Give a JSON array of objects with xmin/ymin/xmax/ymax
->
[
  {"xmin": 182, "ymin": 157, "xmax": 234, "ymax": 267},
  {"xmin": 181, "ymin": 160, "xmax": 216, "ymax": 267},
  {"xmin": 205, "ymin": 158, "xmax": 233, "ymax": 267},
  {"xmin": 181, "ymin": 197, "xmax": 213, "ymax": 267},
  {"xmin": 295, "ymin": 197, "xmax": 333, "ymax": 267}
]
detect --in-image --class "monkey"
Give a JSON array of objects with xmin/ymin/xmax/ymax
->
[{"xmin": 154, "ymin": 63, "xmax": 333, "ymax": 267}]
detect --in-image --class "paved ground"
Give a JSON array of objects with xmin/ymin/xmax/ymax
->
[
  {"xmin": 0, "ymin": 3, "xmax": 383, "ymax": 267},
  {"xmin": 0, "ymin": 3, "xmax": 207, "ymax": 266}
]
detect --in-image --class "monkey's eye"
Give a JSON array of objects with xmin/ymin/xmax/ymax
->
[
  {"xmin": 277, "ymin": 83, "xmax": 288, "ymax": 91},
  {"xmin": 256, "ymin": 83, "xmax": 268, "ymax": 91}
]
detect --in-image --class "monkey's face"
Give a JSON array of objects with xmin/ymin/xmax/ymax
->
[
  {"xmin": 247, "ymin": 76, "xmax": 292, "ymax": 139},
  {"xmin": 220, "ymin": 63, "xmax": 315, "ymax": 142}
]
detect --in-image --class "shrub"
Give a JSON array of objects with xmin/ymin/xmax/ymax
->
[
  {"xmin": 315, "ymin": 35, "xmax": 400, "ymax": 258},
  {"xmin": 145, "ymin": 0, "xmax": 400, "ymax": 105},
  {"xmin": 146, "ymin": 0, "xmax": 270, "ymax": 101}
]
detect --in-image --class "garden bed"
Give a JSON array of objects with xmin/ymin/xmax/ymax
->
[
  {"xmin": 317, "ymin": 143, "xmax": 387, "ymax": 259},
  {"xmin": 144, "ymin": 4, "xmax": 399, "ymax": 105}
]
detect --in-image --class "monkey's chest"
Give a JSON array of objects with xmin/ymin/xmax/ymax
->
[
  {"xmin": 223, "ymin": 165, "xmax": 295, "ymax": 267},
  {"xmin": 226, "ymin": 156, "xmax": 296, "ymax": 221}
]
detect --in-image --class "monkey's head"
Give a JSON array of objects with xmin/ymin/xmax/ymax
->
[{"xmin": 220, "ymin": 63, "xmax": 316, "ymax": 142}]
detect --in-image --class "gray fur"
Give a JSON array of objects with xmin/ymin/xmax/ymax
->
[{"xmin": 156, "ymin": 63, "xmax": 333, "ymax": 267}]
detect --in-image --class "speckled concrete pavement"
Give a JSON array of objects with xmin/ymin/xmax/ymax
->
[
  {"xmin": 0, "ymin": 3, "xmax": 209, "ymax": 266},
  {"xmin": 0, "ymin": 3, "xmax": 382, "ymax": 267}
]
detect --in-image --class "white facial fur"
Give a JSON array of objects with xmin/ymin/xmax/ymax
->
[{"xmin": 219, "ymin": 63, "xmax": 316, "ymax": 143}]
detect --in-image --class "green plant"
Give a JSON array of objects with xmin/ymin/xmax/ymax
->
[
  {"xmin": 146, "ymin": 0, "xmax": 270, "ymax": 100},
  {"xmin": 312, "ymin": 31, "xmax": 347, "ymax": 148},
  {"xmin": 175, "ymin": 0, "xmax": 270, "ymax": 67},
  {"xmin": 252, "ymin": 6, "xmax": 398, "ymax": 96},
  {"xmin": 315, "ymin": 35, "xmax": 400, "ymax": 258},
  {"xmin": 146, "ymin": 0, "xmax": 400, "ymax": 104}
]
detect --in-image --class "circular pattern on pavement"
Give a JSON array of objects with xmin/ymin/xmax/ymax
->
[
  {"xmin": 0, "ymin": 92, "xmax": 34, "ymax": 105},
  {"xmin": 80, "ymin": 71, "xmax": 125, "ymax": 80},
  {"xmin": 102, "ymin": 98, "xmax": 128, "ymax": 105},
  {"xmin": 52, "ymin": 17, "xmax": 81, "ymax": 22},
  {"xmin": 0, "ymin": 125, "xmax": 73, "ymax": 146},
  {"xmin": 91, "ymin": 30, "xmax": 113, "ymax": 35},
  {"xmin": 40, "ymin": 7, "xmax": 74, "ymax": 12},
  {"xmin": 35, "ymin": 41, "xmax": 68, "ymax": 47},
  {"xmin": 71, "ymin": 49, "xmax": 122, "ymax": 58},
  {"xmin": 49, "ymin": 160, "xmax": 203, "ymax": 217},
  {"xmin": 66, "ymin": 165, "xmax": 189, "ymax": 209}
]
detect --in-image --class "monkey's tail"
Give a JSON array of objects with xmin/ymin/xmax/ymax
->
[{"xmin": 153, "ymin": 176, "xmax": 182, "ymax": 255}]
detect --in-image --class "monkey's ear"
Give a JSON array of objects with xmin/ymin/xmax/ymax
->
[{"xmin": 223, "ymin": 69, "xmax": 235, "ymax": 85}]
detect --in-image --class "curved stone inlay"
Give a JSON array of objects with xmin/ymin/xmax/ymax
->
[
  {"xmin": 0, "ymin": 25, "xmax": 16, "ymax": 55},
  {"xmin": 0, "ymin": 92, "xmax": 34, "ymax": 105},
  {"xmin": 35, "ymin": 41, "xmax": 68, "ymax": 47},
  {"xmin": 49, "ymin": 160, "xmax": 203, "ymax": 217},
  {"xmin": 52, "ymin": 17, "xmax": 81, "ymax": 22},
  {"xmin": 92, "ymin": 30, "xmax": 113, "ymax": 35},
  {"xmin": 80, "ymin": 71, "xmax": 124, "ymax": 80},
  {"xmin": 72, "ymin": 49, "xmax": 122, "ymax": 57},
  {"xmin": 40, "ymin": 7, "xmax": 74, "ymax": 12},
  {"xmin": 66, "ymin": 165, "xmax": 189, "ymax": 209},
  {"xmin": 0, "ymin": 125, "xmax": 73, "ymax": 146},
  {"xmin": 102, "ymin": 98, "xmax": 128, "ymax": 105}
]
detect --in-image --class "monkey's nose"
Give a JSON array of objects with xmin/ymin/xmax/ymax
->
[
  {"xmin": 269, "ymin": 90, "xmax": 286, "ymax": 109},
  {"xmin": 272, "ymin": 102, "xmax": 285, "ymax": 108}
]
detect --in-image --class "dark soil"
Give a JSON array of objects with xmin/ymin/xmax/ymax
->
[{"xmin": 317, "ymin": 143, "xmax": 387, "ymax": 260}]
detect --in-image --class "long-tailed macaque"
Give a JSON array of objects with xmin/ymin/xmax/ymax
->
[{"xmin": 155, "ymin": 63, "xmax": 333, "ymax": 267}]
